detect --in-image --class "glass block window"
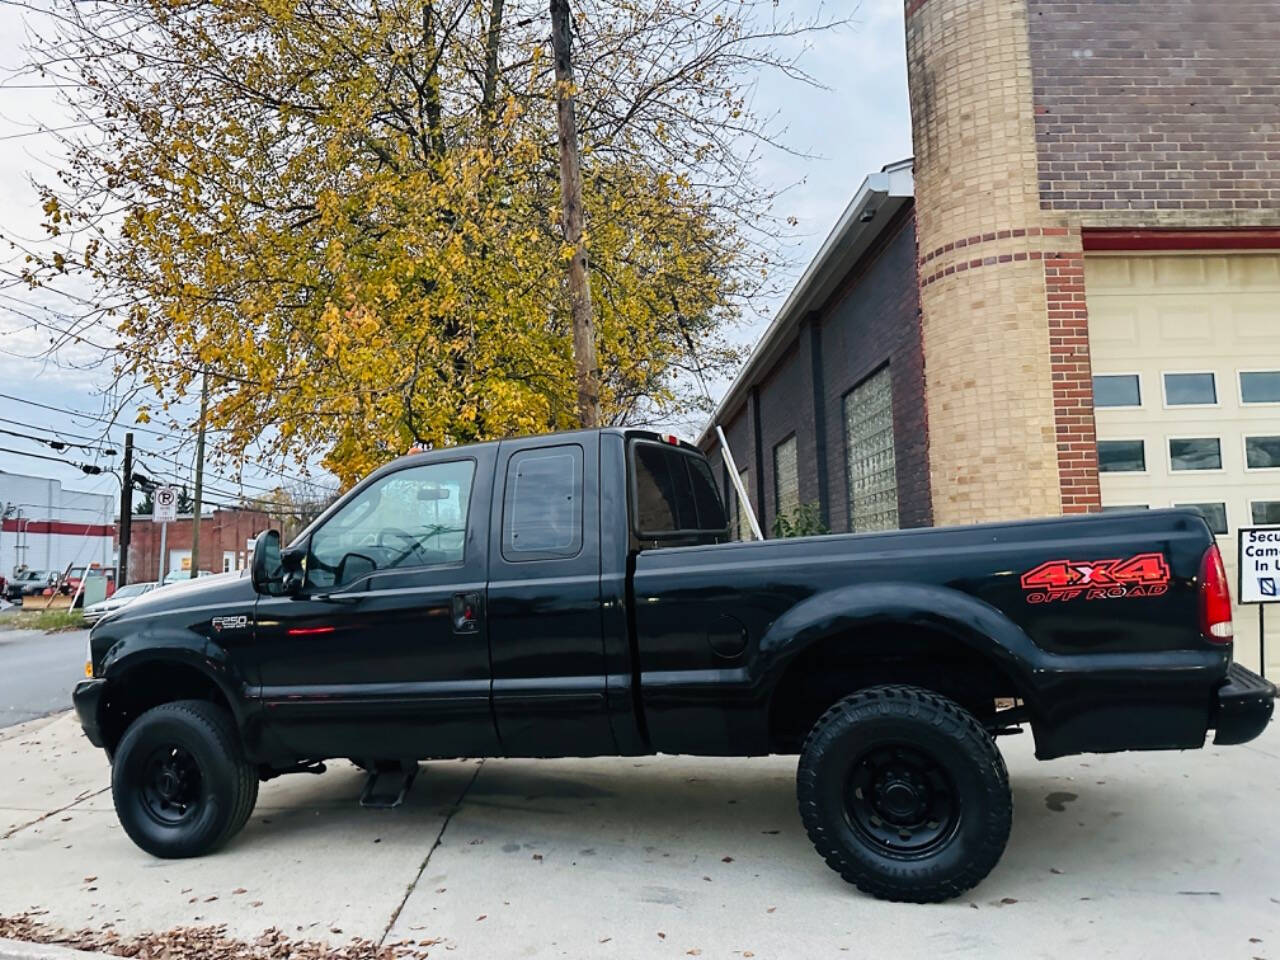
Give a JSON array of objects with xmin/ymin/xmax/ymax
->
[
  {"xmin": 1240, "ymin": 371, "xmax": 1280, "ymax": 404},
  {"xmin": 1176, "ymin": 502, "xmax": 1228, "ymax": 536},
  {"xmin": 843, "ymin": 367, "xmax": 899, "ymax": 532},
  {"xmin": 1093, "ymin": 374, "xmax": 1141, "ymax": 408},
  {"xmin": 1097, "ymin": 440, "xmax": 1146, "ymax": 473},
  {"xmin": 1246, "ymin": 436, "xmax": 1280, "ymax": 469},
  {"xmin": 1163, "ymin": 372, "xmax": 1217, "ymax": 406},
  {"xmin": 1169, "ymin": 437, "xmax": 1221, "ymax": 471},
  {"xmin": 773, "ymin": 435, "xmax": 799, "ymax": 522},
  {"xmin": 1252, "ymin": 501, "xmax": 1280, "ymax": 525}
]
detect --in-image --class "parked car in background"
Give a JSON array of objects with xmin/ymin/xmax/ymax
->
[
  {"xmin": 161, "ymin": 569, "xmax": 216, "ymax": 586},
  {"xmin": 3, "ymin": 569, "xmax": 57, "ymax": 603},
  {"xmin": 82, "ymin": 581, "xmax": 158, "ymax": 625}
]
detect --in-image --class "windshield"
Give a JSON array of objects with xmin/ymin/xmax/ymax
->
[{"xmin": 112, "ymin": 583, "xmax": 151, "ymax": 600}]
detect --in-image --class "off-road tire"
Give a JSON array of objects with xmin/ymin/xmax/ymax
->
[
  {"xmin": 797, "ymin": 684, "xmax": 1012, "ymax": 903},
  {"xmin": 112, "ymin": 699, "xmax": 257, "ymax": 858}
]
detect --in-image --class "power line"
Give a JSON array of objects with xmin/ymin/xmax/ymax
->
[
  {"xmin": 0, "ymin": 391, "xmax": 324, "ymax": 491},
  {"xmin": 0, "ymin": 425, "xmax": 117, "ymax": 455},
  {"xmin": 0, "ymin": 445, "xmax": 106, "ymax": 475}
]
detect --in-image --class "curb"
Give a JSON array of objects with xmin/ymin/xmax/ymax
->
[{"xmin": 0, "ymin": 938, "xmax": 112, "ymax": 960}]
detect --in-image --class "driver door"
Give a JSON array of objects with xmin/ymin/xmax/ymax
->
[{"xmin": 252, "ymin": 450, "xmax": 499, "ymax": 761}]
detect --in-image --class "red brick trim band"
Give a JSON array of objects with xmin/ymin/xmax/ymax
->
[
  {"xmin": 1082, "ymin": 228, "xmax": 1280, "ymax": 252},
  {"xmin": 1, "ymin": 519, "xmax": 115, "ymax": 537},
  {"xmin": 921, "ymin": 248, "xmax": 1078, "ymax": 287},
  {"xmin": 918, "ymin": 226, "xmax": 1071, "ymax": 268}
]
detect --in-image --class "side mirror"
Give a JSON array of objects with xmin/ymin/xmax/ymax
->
[{"xmin": 250, "ymin": 530, "xmax": 285, "ymax": 596}]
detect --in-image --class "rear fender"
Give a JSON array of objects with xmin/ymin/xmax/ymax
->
[{"xmin": 758, "ymin": 582, "xmax": 1045, "ymax": 714}]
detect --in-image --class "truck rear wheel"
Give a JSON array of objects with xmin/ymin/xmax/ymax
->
[
  {"xmin": 796, "ymin": 685, "xmax": 1012, "ymax": 902},
  {"xmin": 111, "ymin": 700, "xmax": 257, "ymax": 859}
]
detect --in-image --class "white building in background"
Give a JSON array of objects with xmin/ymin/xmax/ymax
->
[{"xmin": 0, "ymin": 471, "xmax": 116, "ymax": 578}]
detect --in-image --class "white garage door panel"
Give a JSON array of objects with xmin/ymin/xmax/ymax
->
[{"xmin": 1087, "ymin": 251, "xmax": 1280, "ymax": 678}]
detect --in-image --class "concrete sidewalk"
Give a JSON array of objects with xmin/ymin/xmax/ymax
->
[{"xmin": 0, "ymin": 713, "xmax": 1277, "ymax": 959}]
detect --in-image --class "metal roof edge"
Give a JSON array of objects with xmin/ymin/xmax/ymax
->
[{"xmin": 696, "ymin": 160, "xmax": 915, "ymax": 449}]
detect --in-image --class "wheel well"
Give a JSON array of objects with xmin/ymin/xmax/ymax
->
[
  {"xmin": 767, "ymin": 623, "xmax": 1025, "ymax": 753},
  {"xmin": 99, "ymin": 660, "xmax": 234, "ymax": 755}
]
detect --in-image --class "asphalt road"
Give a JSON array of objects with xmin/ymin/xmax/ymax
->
[{"xmin": 0, "ymin": 626, "xmax": 87, "ymax": 728}]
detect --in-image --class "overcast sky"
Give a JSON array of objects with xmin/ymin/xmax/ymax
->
[{"xmin": 0, "ymin": 0, "xmax": 912, "ymax": 505}]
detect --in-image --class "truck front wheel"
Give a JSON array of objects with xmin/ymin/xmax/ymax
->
[
  {"xmin": 797, "ymin": 685, "xmax": 1012, "ymax": 902},
  {"xmin": 111, "ymin": 700, "xmax": 258, "ymax": 858}
]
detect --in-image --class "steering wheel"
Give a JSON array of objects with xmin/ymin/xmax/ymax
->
[{"xmin": 377, "ymin": 528, "xmax": 430, "ymax": 566}]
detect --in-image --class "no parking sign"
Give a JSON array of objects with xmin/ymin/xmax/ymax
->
[{"xmin": 153, "ymin": 486, "xmax": 178, "ymax": 524}]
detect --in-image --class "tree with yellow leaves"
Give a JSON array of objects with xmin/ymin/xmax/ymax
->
[{"xmin": 17, "ymin": 0, "xmax": 836, "ymax": 486}]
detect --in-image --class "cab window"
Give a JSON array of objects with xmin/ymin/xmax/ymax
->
[
  {"xmin": 630, "ymin": 441, "xmax": 727, "ymax": 539},
  {"xmin": 501, "ymin": 444, "xmax": 584, "ymax": 562},
  {"xmin": 306, "ymin": 459, "xmax": 476, "ymax": 590}
]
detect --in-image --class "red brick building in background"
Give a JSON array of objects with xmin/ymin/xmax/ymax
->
[
  {"xmin": 123, "ymin": 508, "xmax": 270, "ymax": 582},
  {"xmin": 701, "ymin": 0, "xmax": 1279, "ymax": 676}
]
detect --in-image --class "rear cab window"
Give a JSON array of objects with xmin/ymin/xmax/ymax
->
[{"xmin": 629, "ymin": 439, "xmax": 728, "ymax": 548}]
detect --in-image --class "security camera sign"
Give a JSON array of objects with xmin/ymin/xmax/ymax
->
[
  {"xmin": 153, "ymin": 486, "xmax": 178, "ymax": 524},
  {"xmin": 1238, "ymin": 526, "xmax": 1280, "ymax": 605}
]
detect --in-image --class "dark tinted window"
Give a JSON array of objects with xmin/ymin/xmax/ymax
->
[
  {"xmin": 1164, "ymin": 372, "xmax": 1217, "ymax": 406},
  {"xmin": 1240, "ymin": 371, "xmax": 1280, "ymax": 404},
  {"xmin": 1177, "ymin": 502, "xmax": 1228, "ymax": 536},
  {"xmin": 1093, "ymin": 374, "xmax": 1141, "ymax": 407},
  {"xmin": 1169, "ymin": 437, "xmax": 1221, "ymax": 471},
  {"xmin": 502, "ymin": 445, "xmax": 583, "ymax": 561},
  {"xmin": 1097, "ymin": 440, "xmax": 1145, "ymax": 472},
  {"xmin": 1246, "ymin": 436, "xmax": 1280, "ymax": 469},
  {"xmin": 632, "ymin": 442, "xmax": 726, "ymax": 536},
  {"xmin": 687, "ymin": 455, "xmax": 727, "ymax": 530}
]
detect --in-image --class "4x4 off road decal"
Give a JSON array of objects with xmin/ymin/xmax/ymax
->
[{"xmin": 1020, "ymin": 552, "xmax": 1171, "ymax": 603}]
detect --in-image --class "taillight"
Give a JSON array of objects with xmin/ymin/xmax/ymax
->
[{"xmin": 1199, "ymin": 544, "xmax": 1233, "ymax": 643}]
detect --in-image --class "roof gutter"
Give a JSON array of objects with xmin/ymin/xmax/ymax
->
[{"xmin": 697, "ymin": 160, "xmax": 914, "ymax": 449}]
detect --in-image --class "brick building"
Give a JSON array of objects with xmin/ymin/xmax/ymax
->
[
  {"xmin": 124, "ymin": 508, "xmax": 270, "ymax": 582},
  {"xmin": 700, "ymin": 0, "xmax": 1279, "ymax": 674}
]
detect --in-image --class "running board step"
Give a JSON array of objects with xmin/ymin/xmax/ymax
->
[{"xmin": 360, "ymin": 761, "xmax": 419, "ymax": 809}]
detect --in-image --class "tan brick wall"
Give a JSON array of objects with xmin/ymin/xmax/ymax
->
[{"xmin": 906, "ymin": 0, "xmax": 1086, "ymax": 524}]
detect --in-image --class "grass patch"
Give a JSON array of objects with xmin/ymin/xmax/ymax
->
[{"xmin": 1, "ymin": 608, "xmax": 86, "ymax": 632}]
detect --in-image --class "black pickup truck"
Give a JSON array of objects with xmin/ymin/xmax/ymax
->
[{"xmin": 73, "ymin": 427, "xmax": 1274, "ymax": 902}]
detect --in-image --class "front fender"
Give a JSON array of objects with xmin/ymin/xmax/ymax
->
[
  {"xmin": 757, "ymin": 581, "xmax": 1046, "ymax": 713},
  {"xmin": 100, "ymin": 629, "xmax": 250, "ymax": 727}
]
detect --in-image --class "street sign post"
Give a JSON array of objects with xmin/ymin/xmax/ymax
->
[
  {"xmin": 1237, "ymin": 525, "xmax": 1279, "ymax": 679},
  {"xmin": 153, "ymin": 486, "xmax": 178, "ymax": 582}
]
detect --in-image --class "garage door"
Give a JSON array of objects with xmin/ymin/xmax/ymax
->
[{"xmin": 1085, "ymin": 251, "xmax": 1280, "ymax": 677}]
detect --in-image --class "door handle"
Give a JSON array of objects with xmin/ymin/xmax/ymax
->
[{"xmin": 452, "ymin": 592, "xmax": 481, "ymax": 634}]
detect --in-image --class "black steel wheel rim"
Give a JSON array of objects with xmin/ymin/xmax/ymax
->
[
  {"xmin": 843, "ymin": 743, "xmax": 959, "ymax": 858},
  {"xmin": 139, "ymin": 744, "xmax": 204, "ymax": 826}
]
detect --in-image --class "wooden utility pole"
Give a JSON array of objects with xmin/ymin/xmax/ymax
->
[
  {"xmin": 550, "ymin": 0, "xmax": 600, "ymax": 427},
  {"xmin": 189, "ymin": 368, "xmax": 209, "ymax": 578}
]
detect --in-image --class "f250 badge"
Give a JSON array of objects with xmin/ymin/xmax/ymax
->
[
  {"xmin": 211, "ymin": 615, "xmax": 249, "ymax": 632},
  {"xmin": 1020, "ymin": 552, "xmax": 1170, "ymax": 603}
]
